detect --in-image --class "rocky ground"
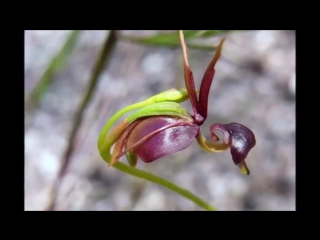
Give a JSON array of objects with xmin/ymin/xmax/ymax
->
[{"xmin": 24, "ymin": 30, "xmax": 295, "ymax": 211}]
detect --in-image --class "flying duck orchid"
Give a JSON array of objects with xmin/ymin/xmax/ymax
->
[{"xmin": 98, "ymin": 30, "xmax": 256, "ymax": 175}]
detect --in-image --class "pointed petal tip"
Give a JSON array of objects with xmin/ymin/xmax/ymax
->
[
  {"xmin": 220, "ymin": 37, "xmax": 226, "ymax": 45},
  {"xmin": 238, "ymin": 162, "xmax": 250, "ymax": 175},
  {"xmin": 109, "ymin": 153, "xmax": 120, "ymax": 167},
  {"xmin": 126, "ymin": 151, "xmax": 138, "ymax": 168}
]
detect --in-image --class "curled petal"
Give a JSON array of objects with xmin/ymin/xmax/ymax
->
[
  {"xmin": 109, "ymin": 119, "xmax": 143, "ymax": 167},
  {"xmin": 210, "ymin": 122, "xmax": 256, "ymax": 175},
  {"xmin": 196, "ymin": 131, "xmax": 229, "ymax": 153},
  {"xmin": 124, "ymin": 116, "xmax": 200, "ymax": 163},
  {"xmin": 101, "ymin": 118, "xmax": 128, "ymax": 150}
]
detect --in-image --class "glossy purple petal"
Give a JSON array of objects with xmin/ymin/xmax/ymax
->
[
  {"xmin": 125, "ymin": 116, "xmax": 200, "ymax": 163},
  {"xmin": 210, "ymin": 122, "xmax": 256, "ymax": 165}
]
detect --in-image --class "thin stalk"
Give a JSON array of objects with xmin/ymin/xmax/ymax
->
[
  {"xmin": 46, "ymin": 30, "xmax": 118, "ymax": 210},
  {"xmin": 107, "ymin": 153, "xmax": 216, "ymax": 211}
]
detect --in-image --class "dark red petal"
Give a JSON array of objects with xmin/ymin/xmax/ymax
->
[
  {"xmin": 199, "ymin": 38, "xmax": 225, "ymax": 121},
  {"xmin": 179, "ymin": 30, "xmax": 203, "ymax": 124},
  {"xmin": 210, "ymin": 122, "xmax": 256, "ymax": 165},
  {"xmin": 126, "ymin": 116, "xmax": 199, "ymax": 163}
]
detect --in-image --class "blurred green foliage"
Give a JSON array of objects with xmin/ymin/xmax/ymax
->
[
  {"xmin": 29, "ymin": 30, "xmax": 82, "ymax": 104},
  {"xmin": 121, "ymin": 30, "xmax": 232, "ymax": 50},
  {"xmin": 27, "ymin": 30, "xmax": 235, "ymax": 108}
]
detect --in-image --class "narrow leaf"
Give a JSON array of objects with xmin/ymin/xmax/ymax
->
[
  {"xmin": 120, "ymin": 30, "xmax": 234, "ymax": 50},
  {"xmin": 30, "ymin": 30, "xmax": 82, "ymax": 103}
]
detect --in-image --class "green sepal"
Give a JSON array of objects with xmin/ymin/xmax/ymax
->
[
  {"xmin": 127, "ymin": 101, "xmax": 192, "ymax": 123},
  {"xmin": 126, "ymin": 151, "xmax": 138, "ymax": 168},
  {"xmin": 147, "ymin": 88, "xmax": 189, "ymax": 103}
]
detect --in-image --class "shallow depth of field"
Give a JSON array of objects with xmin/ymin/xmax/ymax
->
[{"xmin": 24, "ymin": 30, "xmax": 295, "ymax": 211}]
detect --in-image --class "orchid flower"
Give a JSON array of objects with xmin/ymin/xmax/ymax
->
[{"xmin": 98, "ymin": 30, "xmax": 256, "ymax": 176}]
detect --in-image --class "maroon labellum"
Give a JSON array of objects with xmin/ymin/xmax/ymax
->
[
  {"xmin": 210, "ymin": 123, "xmax": 256, "ymax": 174},
  {"xmin": 123, "ymin": 116, "xmax": 200, "ymax": 162}
]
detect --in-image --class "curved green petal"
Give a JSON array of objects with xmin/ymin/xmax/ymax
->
[
  {"xmin": 98, "ymin": 88, "xmax": 190, "ymax": 150},
  {"xmin": 127, "ymin": 101, "xmax": 192, "ymax": 123}
]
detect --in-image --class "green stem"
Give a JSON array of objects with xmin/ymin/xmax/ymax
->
[{"xmin": 102, "ymin": 151, "xmax": 216, "ymax": 211}]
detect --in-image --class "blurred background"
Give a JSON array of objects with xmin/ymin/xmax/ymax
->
[{"xmin": 24, "ymin": 30, "xmax": 296, "ymax": 211}]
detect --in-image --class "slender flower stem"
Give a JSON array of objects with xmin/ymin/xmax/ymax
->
[
  {"xmin": 101, "ymin": 150, "xmax": 217, "ymax": 211},
  {"xmin": 46, "ymin": 30, "xmax": 118, "ymax": 210}
]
